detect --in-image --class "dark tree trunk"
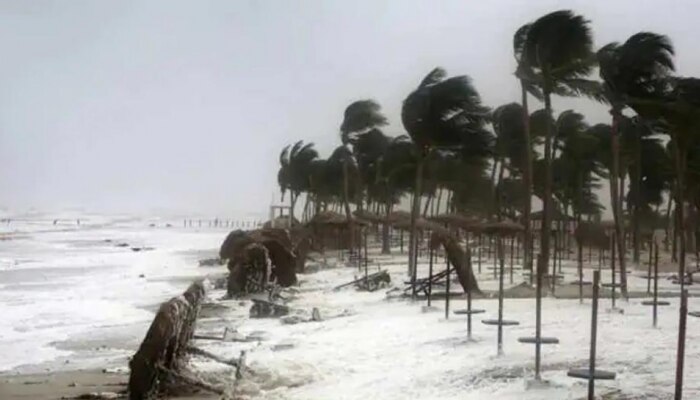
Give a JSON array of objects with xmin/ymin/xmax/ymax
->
[
  {"xmin": 409, "ymin": 155, "xmax": 425, "ymax": 280},
  {"xmin": 538, "ymin": 90, "xmax": 554, "ymax": 277},
  {"xmin": 342, "ymin": 160, "xmax": 355, "ymax": 252},
  {"xmin": 520, "ymin": 82, "xmax": 534, "ymax": 274},
  {"xmin": 610, "ymin": 112, "xmax": 629, "ymax": 296}
]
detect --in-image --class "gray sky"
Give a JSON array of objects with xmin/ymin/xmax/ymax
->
[{"xmin": 1, "ymin": 0, "xmax": 698, "ymax": 216}]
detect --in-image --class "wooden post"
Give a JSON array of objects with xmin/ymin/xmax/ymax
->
[
  {"xmin": 588, "ymin": 270, "xmax": 601, "ymax": 400},
  {"xmin": 478, "ymin": 234, "xmax": 482, "ymax": 274},
  {"xmin": 492, "ymin": 236, "xmax": 497, "ymax": 279},
  {"xmin": 497, "ymin": 237, "xmax": 505, "ymax": 356},
  {"xmin": 675, "ymin": 289, "xmax": 688, "ymax": 400},
  {"xmin": 611, "ymin": 235, "xmax": 617, "ymax": 309},
  {"xmin": 364, "ymin": 230, "xmax": 368, "ymax": 282},
  {"xmin": 653, "ymin": 243, "xmax": 659, "ymax": 328},
  {"xmin": 551, "ymin": 233, "xmax": 557, "ymax": 295},
  {"xmin": 647, "ymin": 237, "xmax": 654, "ymax": 294},
  {"xmin": 445, "ymin": 258, "xmax": 451, "ymax": 320},
  {"xmin": 428, "ymin": 245, "xmax": 434, "ymax": 307},
  {"xmin": 400, "ymin": 230, "xmax": 404, "ymax": 253},
  {"xmin": 535, "ymin": 252, "xmax": 542, "ymax": 379},
  {"xmin": 578, "ymin": 232, "xmax": 584, "ymax": 304},
  {"xmin": 510, "ymin": 236, "xmax": 515, "ymax": 284}
]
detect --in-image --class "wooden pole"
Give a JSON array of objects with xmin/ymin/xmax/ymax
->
[
  {"xmin": 611, "ymin": 235, "xmax": 617, "ymax": 309},
  {"xmin": 478, "ymin": 234, "xmax": 482, "ymax": 274},
  {"xmin": 428, "ymin": 245, "xmax": 434, "ymax": 307},
  {"xmin": 498, "ymin": 237, "xmax": 505, "ymax": 356},
  {"xmin": 588, "ymin": 270, "xmax": 601, "ymax": 400},
  {"xmin": 445, "ymin": 258, "xmax": 451, "ymax": 320},
  {"xmin": 535, "ymin": 251, "xmax": 542, "ymax": 379},
  {"xmin": 675, "ymin": 289, "xmax": 688, "ymax": 400},
  {"xmin": 653, "ymin": 243, "xmax": 659, "ymax": 328},
  {"xmin": 647, "ymin": 237, "xmax": 654, "ymax": 294},
  {"xmin": 510, "ymin": 236, "xmax": 515, "ymax": 284}
]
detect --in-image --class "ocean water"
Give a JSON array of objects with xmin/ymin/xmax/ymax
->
[{"xmin": 0, "ymin": 211, "xmax": 245, "ymax": 373}]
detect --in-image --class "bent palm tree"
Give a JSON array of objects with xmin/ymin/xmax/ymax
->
[
  {"xmin": 598, "ymin": 31, "xmax": 675, "ymax": 295},
  {"xmin": 522, "ymin": 10, "xmax": 599, "ymax": 277},
  {"xmin": 402, "ymin": 67, "xmax": 491, "ymax": 283}
]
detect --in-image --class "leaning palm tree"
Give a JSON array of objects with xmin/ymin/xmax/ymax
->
[
  {"xmin": 521, "ymin": 10, "xmax": 600, "ymax": 276},
  {"xmin": 598, "ymin": 31, "xmax": 675, "ymax": 294},
  {"xmin": 401, "ymin": 67, "xmax": 491, "ymax": 281}
]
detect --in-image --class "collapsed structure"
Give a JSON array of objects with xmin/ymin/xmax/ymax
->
[{"xmin": 219, "ymin": 228, "xmax": 299, "ymax": 297}]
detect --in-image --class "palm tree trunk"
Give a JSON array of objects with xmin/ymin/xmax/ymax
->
[
  {"xmin": 538, "ymin": 90, "xmax": 554, "ymax": 277},
  {"xmin": 435, "ymin": 187, "xmax": 443, "ymax": 216},
  {"xmin": 289, "ymin": 192, "xmax": 297, "ymax": 227},
  {"xmin": 633, "ymin": 142, "xmax": 642, "ymax": 263},
  {"xmin": 342, "ymin": 160, "xmax": 355, "ymax": 251},
  {"xmin": 520, "ymin": 82, "xmax": 534, "ymax": 274},
  {"xmin": 610, "ymin": 112, "xmax": 628, "ymax": 296},
  {"xmin": 382, "ymin": 201, "xmax": 392, "ymax": 254},
  {"xmin": 409, "ymin": 155, "xmax": 425, "ymax": 283},
  {"xmin": 496, "ymin": 159, "xmax": 506, "ymax": 221},
  {"xmin": 672, "ymin": 140, "xmax": 687, "ymax": 288},
  {"xmin": 422, "ymin": 192, "xmax": 433, "ymax": 217}
]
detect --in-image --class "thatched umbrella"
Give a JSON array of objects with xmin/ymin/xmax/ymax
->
[
  {"xmin": 353, "ymin": 209, "xmax": 384, "ymax": 224},
  {"xmin": 219, "ymin": 228, "xmax": 298, "ymax": 296}
]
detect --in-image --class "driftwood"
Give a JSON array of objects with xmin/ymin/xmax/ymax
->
[
  {"xmin": 333, "ymin": 270, "xmax": 390, "ymax": 291},
  {"xmin": 249, "ymin": 298, "xmax": 290, "ymax": 318}
]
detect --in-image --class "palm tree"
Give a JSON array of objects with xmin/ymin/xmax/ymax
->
[
  {"xmin": 521, "ymin": 10, "xmax": 599, "ymax": 277},
  {"xmin": 491, "ymin": 103, "xmax": 528, "ymax": 219},
  {"xmin": 598, "ymin": 31, "xmax": 675, "ymax": 294},
  {"xmin": 277, "ymin": 141, "xmax": 319, "ymax": 225},
  {"xmin": 513, "ymin": 23, "xmax": 544, "ymax": 273},
  {"xmin": 402, "ymin": 67, "xmax": 491, "ymax": 280},
  {"xmin": 339, "ymin": 100, "xmax": 388, "ymax": 251}
]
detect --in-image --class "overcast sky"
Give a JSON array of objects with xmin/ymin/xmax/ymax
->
[{"xmin": 1, "ymin": 0, "xmax": 698, "ymax": 216}]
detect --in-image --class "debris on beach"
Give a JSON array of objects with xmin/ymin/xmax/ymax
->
[{"xmin": 334, "ymin": 270, "xmax": 391, "ymax": 292}]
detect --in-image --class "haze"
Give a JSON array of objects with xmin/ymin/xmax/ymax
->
[{"xmin": 1, "ymin": 0, "xmax": 698, "ymax": 216}]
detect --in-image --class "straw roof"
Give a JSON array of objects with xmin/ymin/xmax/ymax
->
[
  {"xmin": 307, "ymin": 211, "xmax": 369, "ymax": 228},
  {"xmin": 479, "ymin": 220, "xmax": 525, "ymax": 236},
  {"xmin": 430, "ymin": 213, "xmax": 482, "ymax": 231},
  {"xmin": 353, "ymin": 209, "xmax": 384, "ymax": 224}
]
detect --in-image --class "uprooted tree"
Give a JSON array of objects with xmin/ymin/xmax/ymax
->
[{"xmin": 128, "ymin": 281, "xmax": 206, "ymax": 400}]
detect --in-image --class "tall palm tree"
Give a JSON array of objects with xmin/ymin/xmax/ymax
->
[
  {"xmin": 338, "ymin": 100, "xmax": 387, "ymax": 252},
  {"xmin": 513, "ymin": 23, "xmax": 544, "ymax": 273},
  {"xmin": 402, "ymin": 67, "xmax": 491, "ymax": 280},
  {"xmin": 521, "ymin": 10, "xmax": 599, "ymax": 277},
  {"xmin": 491, "ymin": 103, "xmax": 527, "ymax": 219},
  {"xmin": 598, "ymin": 32, "xmax": 675, "ymax": 294}
]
